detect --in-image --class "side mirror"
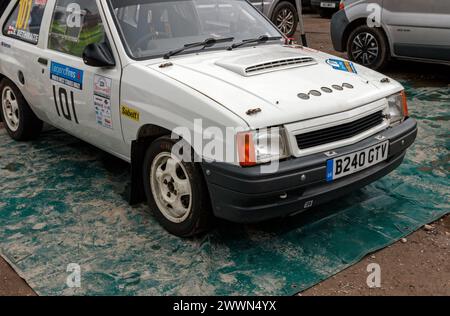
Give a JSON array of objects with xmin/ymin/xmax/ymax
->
[{"xmin": 82, "ymin": 43, "xmax": 115, "ymax": 67}]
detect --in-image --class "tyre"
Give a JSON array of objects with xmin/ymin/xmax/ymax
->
[
  {"xmin": 272, "ymin": 1, "xmax": 299, "ymax": 37},
  {"xmin": 347, "ymin": 25, "xmax": 389, "ymax": 70},
  {"xmin": 0, "ymin": 78, "xmax": 43, "ymax": 140},
  {"xmin": 143, "ymin": 136, "xmax": 213, "ymax": 237}
]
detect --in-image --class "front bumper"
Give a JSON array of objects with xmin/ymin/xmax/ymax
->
[{"xmin": 202, "ymin": 119, "xmax": 417, "ymax": 223}]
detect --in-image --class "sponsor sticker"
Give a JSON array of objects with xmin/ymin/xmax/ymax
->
[
  {"xmin": 50, "ymin": 62, "xmax": 84, "ymax": 90},
  {"xmin": 121, "ymin": 105, "xmax": 140, "ymax": 122},
  {"xmin": 94, "ymin": 75, "xmax": 112, "ymax": 99},
  {"xmin": 94, "ymin": 95, "xmax": 113, "ymax": 129},
  {"xmin": 7, "ymin": 25, "xmax": 39, "ymax": 43},
  {"xmin": 326, "ymin": 59, "xmax": 357, "ymax": 74},
  {"xmin": 93, "ymin": 75, "xmax": 113, "ymax": 129}
]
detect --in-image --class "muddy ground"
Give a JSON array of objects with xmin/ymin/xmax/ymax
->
[{"xmin": 0, "ymin": 13, "xmax": 449, "ymax": 296}]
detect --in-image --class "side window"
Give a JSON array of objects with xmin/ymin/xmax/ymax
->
[
  {"xmin": 2, "ymin": 0, "xmax": 48, "ymax": 45},
  {"xmin": 48, "ymin": 0, "xmax": 105, "ymax": 57}
]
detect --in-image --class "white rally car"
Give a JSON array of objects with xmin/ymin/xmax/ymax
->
[{"xmin": 0, "ymin": 0, "xmax": 417, "ymax": 237}]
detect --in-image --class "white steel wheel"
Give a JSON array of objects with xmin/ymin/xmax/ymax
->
[
  {"xmin": 2, "ymin": 86, "xmax": 20, "ymax": 132},
  {"xmin": 150, "ymin": 152, "xmax": 193, "ymax": 224},
  {"xmin": 143, "ymin": 136, "xmax": 214, "ymax": 237},
  {"xmin": 0, "ymin": 78, "xmax": 43, "ymax": 141}
]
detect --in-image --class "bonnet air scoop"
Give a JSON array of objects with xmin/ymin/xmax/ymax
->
[
  {"xmin": 244, "ymin": 57, "xmax": 316, "ymax": 75},
  {"xmin": 215, "ymin": 50, "xmax": 317, "ymax": 76}
]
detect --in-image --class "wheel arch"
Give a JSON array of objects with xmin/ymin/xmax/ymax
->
[
  {"xmin": 342, "ymin": 18, "xmax": 390, "ymax": 53},
  {"xmin": 269, "ymin": 0, "xmax": 299, "ymax": 21},
  {"xmin": 129, "ymin": 123, "xmax": 204, "ymax": 206},
  {"xmin": 0, "ymin": 72, "xmax": 44, "ymax": 124},
  {"xmin": 136, "ymin": 123, "xmax": 172, "ymax": 140},
  {"xmin": 127, "ymin": 124, "xmax": 173, "ymax": 205}
]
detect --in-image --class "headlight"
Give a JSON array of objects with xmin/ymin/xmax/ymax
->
[
  {"xmin": 237, "ymin": 128, "xmax": 289, "ymax": 167},
  {"xmin": 387, "ymin": 91, "xmax": 409, "ymax": 126}
]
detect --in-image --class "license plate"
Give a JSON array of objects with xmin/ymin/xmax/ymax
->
[
  {"xmin": 320, "ymin": 2, "xmax": 336, "ymax": 8},
  {"xmin": 326, "ymin": 141, "xmax": 389, "ymax": 182}
]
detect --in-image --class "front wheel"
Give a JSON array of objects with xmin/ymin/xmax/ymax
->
[
  {"xmin": 272, "ymin": 1, "xmax": 299, "ymax": 37},
  {"xmin": 0, "ymin": 78, "xmax": 43, "ymax": 140},
  {"xmin": 347, "ymin": 25, "xmax": 389, "ymax": 70},
  {"xmin": 143, "ymin": 136, "xmax": 213, "ymax": 237}
]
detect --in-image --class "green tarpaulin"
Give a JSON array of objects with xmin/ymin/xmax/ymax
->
[{"xmin": 0, "ymin": 83, "xmax": 448, "ymax": 295}]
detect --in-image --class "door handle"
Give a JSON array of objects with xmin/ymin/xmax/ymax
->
[{"xmin": 38, "ymin": 57, "xmax": 48, "ymax": 65}]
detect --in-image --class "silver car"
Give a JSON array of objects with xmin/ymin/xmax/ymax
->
[
  {"xmin": 250, "ymin": 0, "xmax": 302, "ymax": 37},
  {"xmin": 331, "ymin": 0, "xmax": 450, "ymax": 69}
]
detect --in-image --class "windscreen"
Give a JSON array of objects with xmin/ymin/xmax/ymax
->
[{"xmin": 108, "ymin": 0, "xmax": 282, "ymax": 59}]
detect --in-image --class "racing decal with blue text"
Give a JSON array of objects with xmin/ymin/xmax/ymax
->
[
  {"xmin": 326, "ymin": 59, "xmax": 357, "ymax": 74},
  {"xmin": 50, "ymin": 61, "xmax": 84, "ymax": 90}
]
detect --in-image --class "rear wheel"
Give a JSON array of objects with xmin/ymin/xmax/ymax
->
[
  {"xmin": 272, "ymin": 2, "xmax": 299, "ymax": 37},
  {"xmin": 347, "ymin": 25, "xmax": 389, "ymax": 70},
  {"xmin": 143, "ymin": 136, "xmax": 213, "ymax": 237},
  {"xmin": 0, "ymin": 78, "xmax": 43, "ymax": 140}
]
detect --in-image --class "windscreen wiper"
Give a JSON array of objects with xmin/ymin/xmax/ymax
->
[
  {"xmin": 163, "ymin": 37, "xmax": 234, "ymax": 59},
  {"xmin": 227, "ymin": 35, "xmax": 282, "ymax": 51}
]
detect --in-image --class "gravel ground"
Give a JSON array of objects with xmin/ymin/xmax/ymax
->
[
  {"xmin": 0, "ymin": 13, "xmax": 448, "ymax": 296},
  {"xmin": 0, "ymin": 257, "xmax": 35, "ymax": 296},
  {"xmin": 302, "ymin": 215, "xmax": 450, "ymax": 296}
]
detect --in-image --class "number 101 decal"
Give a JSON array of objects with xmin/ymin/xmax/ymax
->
[{"xmin": 53, "ymin": 86, "xmax": 79, "ymax": 124}]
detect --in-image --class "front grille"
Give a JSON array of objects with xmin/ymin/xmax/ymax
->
[{"xmin": 296, "ymin": 111, "xmax": 384, "ymax": 150}]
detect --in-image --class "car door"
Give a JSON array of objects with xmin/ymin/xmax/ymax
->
[
  {"xmin": 383, "ymin": 0, "xmax": 450, "ymax": 61},
  {"xmin": 38, "ymin": 0, "xmax": 128, "ymax": 158},
  {"xmin": 0, "ymin": 0, "xmax": 51, "ymax": 121}
]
